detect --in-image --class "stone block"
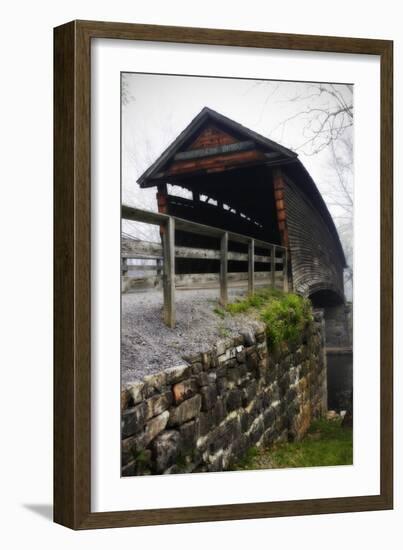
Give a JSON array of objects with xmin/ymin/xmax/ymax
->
[
  {"xmin": 126, "ymin": 380, "xmax": 145, "ymax": 405},
  {"xmin": 241, "ymin": 329, "xmax": 256, "ymax": 346},
  {"xmin": 121, "ymin": 402, "xmax": 147, "ymax": 438},
  {"xmin": 216, "ymin": 339, "xmax": 228, "ymax": 356},
  {"xmin": 201, "ymin": 352, "xmax": 211, "ymax": 369},
  {"xmin": 207, "ymin": 372, "xmax": 217, "ymax": 384},
  {"xmin": 263, "ymin": 407, "xmax": 276, "ymax": 429},
  {"xmin": 145, "ymin": 391, "xmax": 172, "ymax": 420},
  {"xmin": 191, "ymin": 362, "xmax": 203, "ymax": 375},
  {"xmin": 143, "ymin": 410, "xmax": 170, "ymax": 447},
  {"xmin": 168, "ymin": 394, "xmax": 202, "ymax": 426},
  {"xmin": 179, "ymin": 418, "xmax": 200, "ymax": 451},
  {"xmin": 121, "ymin": 388, "xmax": 131, "ymax": 411},
  {"xmin": 143, "ymin": 371, "xmax": 167, "ymax": 395},
  {"xmin": 198, "ymin": 372, "xmax": 210, "ymax": 387},
  {"xmin": 201, "ymin": 385, "xmax": 218, "ymax": 411},
  {"xmin": 286, "ymin": 387, "xmax": 298, "ymax": 404},
  {"xmin": 233, "ymin": 334, "xmax": 245, "ymax": 346},
  {"xmin": 216, "ymin": 376, "xmax": 228, "ymax": 395},
  {"xmin": 182, "ymin": 352, "xmax": 201, "ymax": 364},
  {"xmin": 210, "ymin": 417, "xmax": 240, "ymax": 453},
  {"xmin": 198, "ymin": 412, "xmax": 212, "ymax": 436},
  {"xmin": 151, "ymin": 430, "xmax": 181, "ymax": 473},
  {"xmin": 241, "ymin": 380, "xmax": 258, "ymax": 406},
  {"xmin": 122, "ymin": 436, "xmax": 135, "ymax": 465},
  {"xmin": 172, "ymin": 378, "xmax": 197, "ymax": 405},
  {"xmin": 248, "ymin": 417, "xmax": 264, "ymax": 445},
  {"xmin": 246, "ymin": 349, "xmax": 258, "ymax": 373},
  {"xmin": 213, "ymin": 397, "xmax": 226, "ymax": 425},
  {"xmin": 240, "ymin": 410, "xmax": 253, "ymax": 432},
  {"xmin": 225, "ymin": 388, "xmax": 242, "ymax": 412},
  {"xmin": 165, "ymin": 364, "xmax": 190, "ymax": 385}
]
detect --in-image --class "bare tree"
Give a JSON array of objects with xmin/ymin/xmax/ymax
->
[
  {"xmin": 267, "ymin": 83, "xmax": 353, "ymax": 156},
  {"xmin": 250, "ymin": 82, "xmax": 354, "ymax": 298}
]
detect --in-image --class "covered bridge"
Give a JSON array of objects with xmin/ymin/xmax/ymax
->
[{"xmin": 137, "ymin": 106, "xmax": 347, "ymax": 317}]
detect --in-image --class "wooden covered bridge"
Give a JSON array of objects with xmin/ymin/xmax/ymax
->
[{"xmin": 122, "ymin": 107, "xmax": 347, "ymax": 338}]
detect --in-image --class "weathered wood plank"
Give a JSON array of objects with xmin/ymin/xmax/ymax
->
[
  {"xmin": 126, "ymin": 265, "xmax": 161, "ymax": 272},
  {"xmin": 174, "ymin": 140, "xmax": 255, "ymax": 161},
  {"xmin": 248, "ymin": 239, "xmax": 255, "ymax": 295},
  {"xmin": 220, "ymin": 232, "xmax": 228, "ymax": 306},
  {"xmin": 122, "ymin": 205, "xmax": 168, "ymax": 226},
  {"xmin": 122, "ymin": 271, "xmax": 284, "ymax": 293},
  {"xmin": 167, "ymin": 149, "xmax": 266, "ymax": 176},
  {"xmin": 162, "ymin": 217, "xmax": 175, "ymax": 327},
  {"xmin": 122, "ymin": 238, "xmax": 282, "ymax": 264},
  {"xmin": 122, "ymin": 205, "xmax": 286, "ymax": 252},
  {"xmin": 122, "ymin": 239, "xmax": 163, "ymax": 258}
]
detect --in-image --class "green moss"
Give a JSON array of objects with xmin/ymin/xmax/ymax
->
[
  {"xmin": 213, "ymin": 306, "xmax": 225, "ymax": 318},
  {"xmin": 233, "ymin": 418, "xmax": 353, "ymax": 471},
  {"xmin": 226, "ymin": 287, "xmax": 313, "ymax": 349}
]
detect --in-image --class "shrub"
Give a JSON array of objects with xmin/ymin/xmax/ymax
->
[{"xmin": 227, "ymin": 287, "xmax": 313, "ymax": 349}]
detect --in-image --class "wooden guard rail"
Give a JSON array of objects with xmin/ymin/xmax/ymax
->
[{"xmin": 122, "ymin": 205, "xmax": 288, "ymax": 328}]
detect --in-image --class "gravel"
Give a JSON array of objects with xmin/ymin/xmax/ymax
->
[{"xmin": 121, "ymin": 287, "xmax": 262, "ymax": 385}]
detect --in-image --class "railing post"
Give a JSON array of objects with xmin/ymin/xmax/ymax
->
[
  {"xmin": 271, "ymin": 245, "xmax": 276, "ymax": 288},
  {"xmin": 220, "ymin": 232, "xmax": 228, "ymax": 307},
  {"xmin": 248, "ymin": 238, "xmax": 255, "ymax": 295},
  {"xmin": 156, "ymin": 258, "xmax": 162, "ymax": 278},
  {"xmin": 163, "ymin": 216, "xmax": 175, "ymax": 328},
  {"xmin": 283, "ymin": 248, "xmax": 289, "ymax": 293},
  {"xmin": 121, "ymin": 257, "xmax": 128, "ymax": 276}
]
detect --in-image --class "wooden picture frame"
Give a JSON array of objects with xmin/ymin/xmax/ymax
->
[{"xmin": 54, "ymin": 20, "xmax": 393, "ymax": 529}]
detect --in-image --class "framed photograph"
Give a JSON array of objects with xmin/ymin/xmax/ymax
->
[{"xmin": 54, "ymin": 20, "xmax": 393, "ymax": 529}]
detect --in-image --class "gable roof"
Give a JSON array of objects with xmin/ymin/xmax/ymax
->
[{"xmin": 137, "ymin": 106, "xmax": 297, "ymax": 187}]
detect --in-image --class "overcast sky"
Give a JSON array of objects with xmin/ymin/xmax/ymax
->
[{"xmin": 121, "ymin": 72, "xmax": 353, "ymax": 281}]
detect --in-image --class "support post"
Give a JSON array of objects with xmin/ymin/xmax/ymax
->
[
  {"xmin": 220, "ymin": 232, "xmax": 228, "ymax": 307},
  {"xmin": 121, "ymin": 257, "xmax": 128, "ymax": 276},
  {"xmin": 156, "ymin": 258, "xmax": 162, "ymax": 278},
  {"xmin": 248, "ymin": 238, "xmax": 255, "ymax": 295},
  {"xmin": 163, "ymin": 216, "xmax": 175, "ymax": 328},
  {"xmin": 271, "ymin": 245, "xmax": 276, "ymax": 288},
  {"xmin": 283, "ymin": 248, "xmax": 289, "ymax": 293}
]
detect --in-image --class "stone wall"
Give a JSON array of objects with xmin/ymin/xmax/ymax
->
[{"xmin": 121, "ymin": 312, "xmax": 327, "ymax": 476}]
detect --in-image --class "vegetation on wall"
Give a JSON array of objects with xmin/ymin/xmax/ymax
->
[{"xmin": 224, "ymin": 287, "xmax": 314, "ymax": 349}]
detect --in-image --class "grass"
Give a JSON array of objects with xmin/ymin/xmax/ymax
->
[
  {"xmin": 224, "ymin": 287, "xmax": 313, "ymax": 349},
  {"xmin": 234, "ymin": 418, "xmax": 353, "ymax": 471}
]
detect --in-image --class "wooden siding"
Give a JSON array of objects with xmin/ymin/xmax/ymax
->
[
  {"xmin": 283, "ymin": 174, "xmax": 345, "ymax": 301},
  {"xmin": 188, "ymin": 125, "xmax": 236, "ymax": 150},
  {"xmin": 166, "ymin": 148, "xmax": 266, "ymax": 176}
]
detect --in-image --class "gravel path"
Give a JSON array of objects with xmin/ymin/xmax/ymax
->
[{"xmin": 121, "ymin": 287, "xmax": 262, "ymax": 385}]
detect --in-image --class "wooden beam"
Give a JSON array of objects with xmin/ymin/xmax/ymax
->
[
  {"xmin": 283, "ymin": 248, "xmax": 289, "ymax": 293},
  {"xmin": 271, "ymin": 245, "xmax": 276, "ymax": 288},
  {"xmin": 248, "ymin": 239, "xmax": 255, "ymax": 295},
  {"xmin": 121, "ymin": 238, "xmax": 282, "ymax": 263},
  {"xmin": 122, "ymin": 205, "xmax": 169, "ymax": 226},
  {"xmin": 122, "ymin": 205, "xmax": 287, "ymax": 252},
  {"xmin": 163, "ymin": 217, "xmax": 175, "ymax": 328},
  {"xmin": 220, "ymin": 232, "xmax": 228, "ymax": 307},
  {"xmin": 174, "ymin": 140, "xmax": 255, "ymax": 161}
]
